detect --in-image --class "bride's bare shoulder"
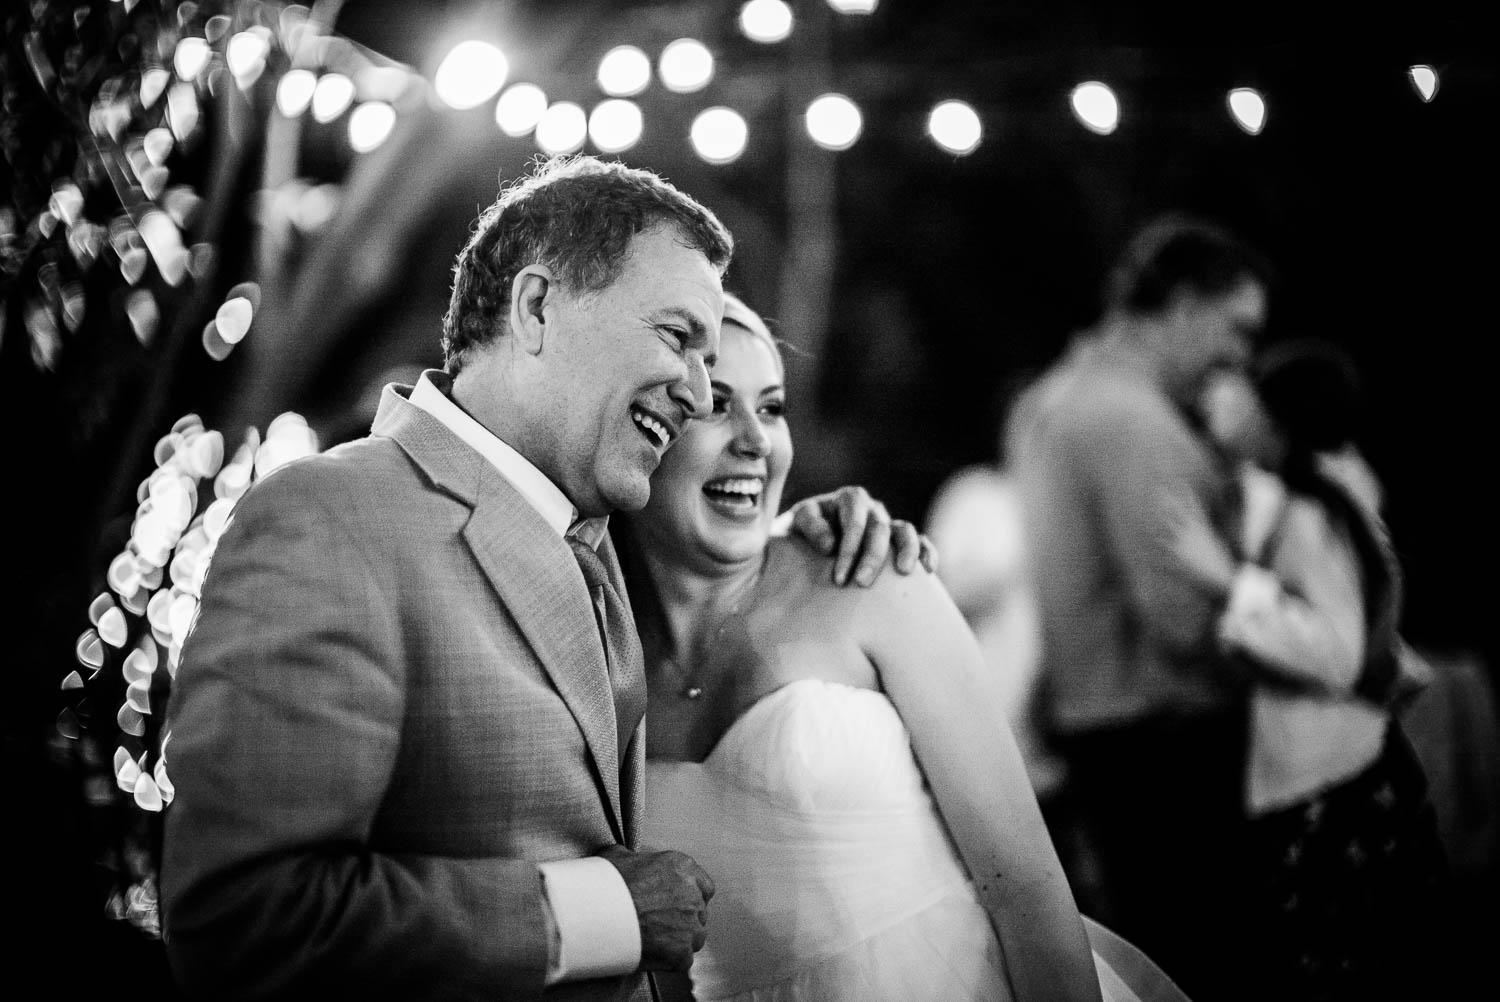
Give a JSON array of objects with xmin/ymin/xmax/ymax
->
[
  {"xmin": 764, "ymin": 534, "xmax": 839, "ymax": 592},
  {"xmin": 763, "ymin": 535, "xmax": 937, "ymax": 618}
]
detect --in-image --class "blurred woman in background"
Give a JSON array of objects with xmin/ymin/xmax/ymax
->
[{"xmin": 1172, "ymin": 339, "xmax": 1454, "ymax": 1001}]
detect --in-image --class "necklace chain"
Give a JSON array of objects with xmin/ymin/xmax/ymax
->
[{"xmin": 660, "ymin": 563, "xmax": 763, "ymax": 700}]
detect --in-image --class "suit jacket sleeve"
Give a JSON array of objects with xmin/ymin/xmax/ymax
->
[{"xmin": 160, "ymin": 460, "xmax": 551, "ymax": 1001}]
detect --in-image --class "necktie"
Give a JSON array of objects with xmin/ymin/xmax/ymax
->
[{"xmin": 567, "ymin": 536, "xmax": 647, "ymax": 763}]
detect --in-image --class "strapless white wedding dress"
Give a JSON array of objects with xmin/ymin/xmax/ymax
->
[{"xmin": 642, "ymin": 678, "xmax": 1186, "ymax": 1002}]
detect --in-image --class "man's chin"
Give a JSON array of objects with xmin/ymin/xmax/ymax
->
[{"xmin": 602, "ymin": 475, "xmax": 653, "ymax": 514}]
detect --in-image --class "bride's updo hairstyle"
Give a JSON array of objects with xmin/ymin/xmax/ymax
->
[{"xmin": 721, "ymin": 292, "xmax": 786, "ymax": 372}]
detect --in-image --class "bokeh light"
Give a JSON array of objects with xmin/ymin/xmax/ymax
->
[
  {"xmin": 226, "ymin": 29, "xmax": 270, "ymax": 87},
  {"xmin": 166, "ymin": 82, "xmax": 200, "ymax": 143},
  {"xmin": 495, "ymin": 83, "xmax": 548, "ymax": 136},
  {"xmin": 740, "ymin": 0, "xmax": 794, "ymax": 43},
  {"xmin": 433, "ymin": 40, "xmax": 509, "ymax": 110},
  {"xmin": 1409, "ymin": 64, "xmax": 1439, "ymax": 102},
  {"xmin": 291, "ymin": 183, "xmax": 341, "ymax": 233},
  {"xmin": 355, "ymin": 65, "xmax": 413, "ymax": 104},
  {"xmin": 137, "ymin": 211, "xmax": 188, "ymax": 286},
  {"xmin": 690, "ymin": 106, "xmax": 748, "ymax": 164},
  {"xmin": 588, "ymin": 99, "xmax": 644, "ymax": 153},
  {"xmin": 173, "ymin": 37, "xmax": 211, "ymax": 82},
  {"xmin": 348, "ymin": 101, "xmax": 397, "ymax": 152},
  {"xmin": 1070, "ymin": 81, "xmax": 1119, "ymax": 135},
  {"xmin": 597, "ymin": 45, "xmax": 652, "ymax": 97},
  {"xmin": 276, "ymin": 68, "xmax": 317, "ymax": 117},
  {"xmin": 1227, "ymin": 87, "xmax": 1267, "ymax": 135},
  {"xmin": 927, "ymin": 100, "xmax": 982, "ymax": 155},
  {"xmin": 311, "ymin": 73, "xmax": 356, "ymax": 123},
  {"xmin": 659, "ymin": 38, "xmax": 714, "ymax": 94},
  {"xmin": 805, "ymin": 93, "xmax": 863, "ymax": 151},
  {"xmin": 143, "ymin": 128, "xmax": 173, "ymax": 166},
  {"xmin": 827, "ymin": 0, "xmax": 880, "ymax": 13},
  {"xmin": 535, "ymin": 101, "xmax": 588, "ymax": 154}
]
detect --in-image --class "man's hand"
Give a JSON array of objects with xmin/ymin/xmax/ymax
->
[
  {"xmin": 777, "ymin": 486, "xmax": 937, "ymax": 586},
  {"xmin": 598, "ymin": 846, "xmax": 714, "ymax": 972}
]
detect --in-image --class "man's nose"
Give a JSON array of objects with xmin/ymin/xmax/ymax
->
[{"xmin": 674, "ymin": 353, "xmax": 713, "ymax": 419}]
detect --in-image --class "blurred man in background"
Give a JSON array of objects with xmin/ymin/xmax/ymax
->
[{"xmin": 1007, "ymin": 214, "xmax": 1271, "ymax": 1002}]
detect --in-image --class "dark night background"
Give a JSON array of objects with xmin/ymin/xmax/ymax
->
[{"xmin": 7, "ymin": 0, "xmax": 1497, "ymax": 994}]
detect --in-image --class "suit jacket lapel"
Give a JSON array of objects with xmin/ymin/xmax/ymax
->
[{"xmin": 374, "ymin": 384, "xmax": 627, "ymax": 842}]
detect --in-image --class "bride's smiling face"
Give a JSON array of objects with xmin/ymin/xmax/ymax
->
[{"xmin": 637, "ymin": 319, "xmax": 792, "ymax": 568}]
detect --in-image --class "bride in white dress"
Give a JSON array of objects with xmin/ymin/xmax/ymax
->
[{"xmin": 615, "ymin": 293, "xmax": 1187, "ymax": 1002}]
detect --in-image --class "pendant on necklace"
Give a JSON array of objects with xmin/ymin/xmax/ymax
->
[{"xmin": 682, "ymin": 684, "xmax": 704, "ymax": 700}]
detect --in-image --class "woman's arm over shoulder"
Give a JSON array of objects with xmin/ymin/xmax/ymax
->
[{"xmin": 851, "ymin": 568, "xmax": 1105, "ymax": 1002}]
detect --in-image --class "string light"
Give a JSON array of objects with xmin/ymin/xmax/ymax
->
[
  {"xmin": 311, "ymin": 73, "xmax": 356, "ymax": 123},
  {"xmin": 349, "ymin": 101, "xmax": 397, "ymax": 152},
  {"xmin": 173, "ymin": 37, "xmax": 211, "ymax": 82},
  {"xmin": 166, "ymin": 81, "xmax": 200, "ymax": 143},
  {"xmin": 536, "ymin": 101, "xmax": 588, "ymax": 154},
  {"xmin": 740, "ymin": 0, "xmax": 794, "ymax": 43},
  {"xmin": 433, "ymin": 40, "xmax": 509, "ymax": 110},
  {"xmin": 276, "ymin": 68, "xmax": 317, "ymax": 117},
  {"xmin": 1227, "ymin": 87, "xmax": 1267, "ymax": 135},
  {"xmin": 1070, "ymin": 81, "xmax": 1119, "ymax": 135},
  {"xmin": 597, "ymin": 45, "xmax": 652, "ymax": 97},
  {"xmin": 928, "ymin": 100, "xmax": 982, "ymax": 155},
  {"xmin": 226, "ymin": 29, "xmax": 270, "ymax": 87},
  {"xmin": 659, "ymin": 38, "xmax": 714, "ymax": 94},
  {"xmin": 588, "ymin": 99, "xmax": 644, "ymax": 153},
  {"xmin": 495, "ymin": 82, "xmax": 548, "ymax": 136},
  {"xmin": 691, "ymin": 106, "xmax": 749, "ymax": 164},
  {"xmin": 1408, "ymin": 64, "xmax": 1438, "ymax": 102},
  {"xmin": 354, "ymin": 65, "xmax": 413, "ymax": 104},
  {"xmin": 805, "ymin": 93, "xmax": 863, "ymax": 151}
]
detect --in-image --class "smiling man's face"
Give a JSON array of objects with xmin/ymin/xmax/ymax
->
[{"xmin": 533, "ymin": 224, "xmax": 725, "ymax": 518}]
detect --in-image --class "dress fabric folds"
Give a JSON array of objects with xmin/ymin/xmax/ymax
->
[{"xmin": 643, "ymin": 678, "xmax": 1185, "ymax": 1001}]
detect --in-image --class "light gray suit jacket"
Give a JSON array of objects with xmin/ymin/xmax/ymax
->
[{"xmin": 161, "ymin": 383, "xmax": 648, "ymax": 1002}]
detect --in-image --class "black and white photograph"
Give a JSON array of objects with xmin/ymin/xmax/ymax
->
[{"xmin": 7, "ymin": 2, "xmax": 1497, "ymax": 999}]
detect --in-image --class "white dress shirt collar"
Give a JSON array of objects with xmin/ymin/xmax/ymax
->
[{"xmin": 409, "ymin": 371, "xmax": 596, "ymax": 540}]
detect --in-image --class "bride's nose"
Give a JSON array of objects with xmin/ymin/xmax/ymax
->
[{"xmin": 730, "ymin": 407, "xmax": 770, "ymax": 457}]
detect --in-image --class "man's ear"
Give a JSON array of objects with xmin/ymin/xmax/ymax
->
[{"xmin": 509, "ymin": 266, "xmax": 552, "ymax": 355}]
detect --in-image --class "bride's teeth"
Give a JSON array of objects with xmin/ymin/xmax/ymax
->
[{"xmin": 710, "ymin": 478, "xmax": 762, "ymax": 495}]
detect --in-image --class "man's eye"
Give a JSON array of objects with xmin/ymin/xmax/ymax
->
[{"xmin": 657, "ymin": 325, "xmax": 687, "ymax": 348}]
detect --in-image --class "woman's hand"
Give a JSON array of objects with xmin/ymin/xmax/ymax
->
[{"xmin": 776, "ymin": 486, "xmax": 937, "ymax": 586}]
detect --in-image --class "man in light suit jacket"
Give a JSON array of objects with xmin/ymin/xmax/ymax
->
[{"xmin": 161, "ymin": 156, "xmax": 924, "ymax": 1001}]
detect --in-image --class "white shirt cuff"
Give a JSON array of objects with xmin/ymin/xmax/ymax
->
[{"xmin": 538, "ymin": 856, "xmax": 641, "ymax": 985}]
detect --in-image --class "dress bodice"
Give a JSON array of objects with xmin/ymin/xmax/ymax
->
[
  {"xmin": 643, "ymin": 679, "xmax": 1010, "ymax": 1001},
  {"xmin": 681, "ymin": 677, "xmax": 934, "ymax": 808},
  {"xmin": 642, "ymin": 678, "xmax": 1176, "ymax": 1002}
]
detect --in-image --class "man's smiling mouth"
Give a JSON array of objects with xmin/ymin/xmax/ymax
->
[{"xmin": 631, "ymin": 407, "xmax": 672, "ymax": 448}]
